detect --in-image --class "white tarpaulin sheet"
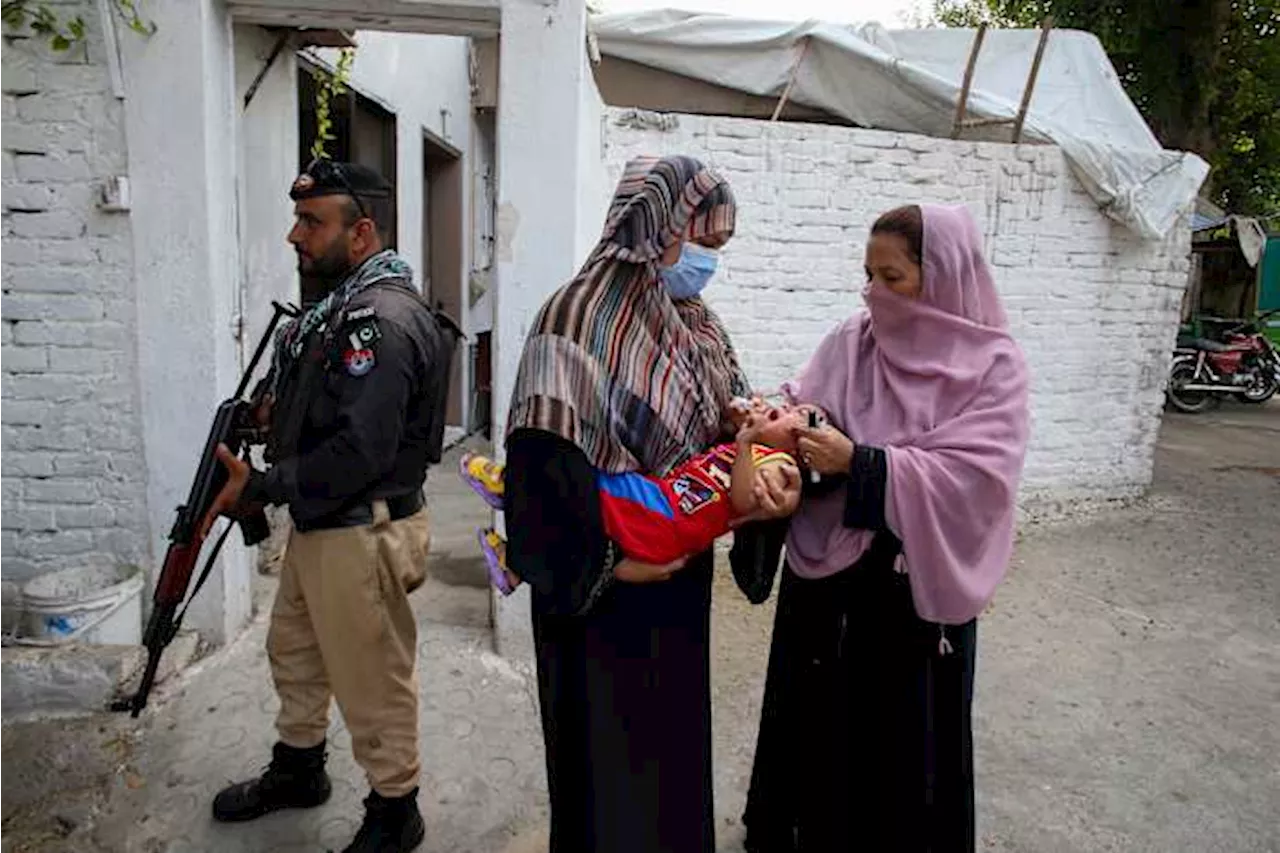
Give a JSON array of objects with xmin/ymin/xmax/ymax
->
[{"xmin": 589, "ymin": 10, "xmax": 1210, "ymax": 240}]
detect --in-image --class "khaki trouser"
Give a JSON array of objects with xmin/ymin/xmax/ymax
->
[
  {"xmin": 267, "ymin": 502, "xmax": 430, "ymax": 797},
  {"xmin": 257, "ymin": 505, "xmax": 292, "ymax": 576}
]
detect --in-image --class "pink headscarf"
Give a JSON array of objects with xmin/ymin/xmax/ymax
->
[{"xmin": 783, "ymin": 204, "xmax": 1030, "ymax": 625}]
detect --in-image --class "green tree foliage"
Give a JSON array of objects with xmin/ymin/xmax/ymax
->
[
  {"xmin": 933, "ymin": 0, "xmax": 1280, "ymax": 214},
  {"xmin": 309, "ymin": 48, "xmax": 356, "ymax": 162},
  {"xmin": 2, "ymin": 0, "xmax": 154, "ymax": 51}
]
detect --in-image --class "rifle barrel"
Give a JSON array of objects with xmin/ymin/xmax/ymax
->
[
  {"xmin": 233, "ymin": 300, "xmax": 295, "ymax": 400},
  {"xmin": 113, "ymin": 600, "xmax": 176, "ymax": 716},
  {"xmin": 111, "ymin": 302, "xmax": 295, "ymax": 718}
]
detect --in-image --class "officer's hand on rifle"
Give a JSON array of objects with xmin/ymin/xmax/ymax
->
[{"xmin": 199, "ymin": 444, "xmax": 252, "ymax": 540}]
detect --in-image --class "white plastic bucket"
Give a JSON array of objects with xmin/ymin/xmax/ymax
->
[{"xmin": 19, "ymin": 564, "xmax": 144, "ymax": 646}]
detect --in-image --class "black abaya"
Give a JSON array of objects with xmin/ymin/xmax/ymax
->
[
  {"xmin": 743, "ymin": 448, "xmax": 978, "ymax": 853},
  {"xmin": 506, "ymin": 429, "xmax": 784, "ymax": 853}
]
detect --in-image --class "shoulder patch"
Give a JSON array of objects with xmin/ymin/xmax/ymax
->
[
  {"xmin": 345, "ymin": 306, "xmax": 376, "ymax": 322},
  {"xmin": 345, "ymin": 318, "xmax": 382, "ymax": 353},
  {"xmin": 343, "ymin": 347, "xmax": 376, "ymax": 377}
]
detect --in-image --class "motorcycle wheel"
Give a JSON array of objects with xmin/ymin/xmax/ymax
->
[
  {"xmin": 1241, "ymin": 371, "xmax": 1278, "ymax": 404},
  {"xmin": 1166, "ymin": 361, "xmax": 1215, "ymax": 413}
]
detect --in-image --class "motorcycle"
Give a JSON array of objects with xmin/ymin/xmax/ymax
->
[{"xmin": 1166, "ymin": 308, "xmax": 1280, "ymax": 414}]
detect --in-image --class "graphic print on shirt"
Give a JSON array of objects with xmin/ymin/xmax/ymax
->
[
  {"xmin": 673, "ymin": 474, "xmax": 718, "ymax": 515},
  {"xmin": 699, "ymin": 447, "xmax": 735, "ymax": 491},
  {"xmin": 672, "ymin": 446, "xmax": 737, "ymax": 516}
]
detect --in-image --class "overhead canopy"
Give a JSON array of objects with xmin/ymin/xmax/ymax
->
[
  {"xmin": 1192, "ymin": 214, "xmax": 1267, "ymax": 268},
  {"xmin": 589, "ymin": 9, "xmax": 1209, "ymax": 241},
  {"xmin": 1191, "ymin": 213, "xmax": 1230, "ymax": 232}
]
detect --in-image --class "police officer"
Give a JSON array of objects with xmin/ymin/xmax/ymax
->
[{"xmin": 203, "ymin": 160, "xmax": 459, "ymax": 853}]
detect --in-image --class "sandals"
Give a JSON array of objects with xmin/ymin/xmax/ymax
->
[
  {"xmin": 458, "ymin": 452, "xmax": 505, "ymax": 511},
  {"xmin": 478, "ymin": 528, "xmax": 517, "ymax": 596}
]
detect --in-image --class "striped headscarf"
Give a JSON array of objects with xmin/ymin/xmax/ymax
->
[{"xmin": 507, "ymin": 155, "xmax": 748, "ymax": 476}]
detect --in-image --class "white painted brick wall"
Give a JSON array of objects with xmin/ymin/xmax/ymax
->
[
  {"xmin": 2, "ymin": 7, "xmax": 149, "ymax": 582},
  {"xmin": 603, "ymin": 110, "xmax": 1189, "ymax": 501}
]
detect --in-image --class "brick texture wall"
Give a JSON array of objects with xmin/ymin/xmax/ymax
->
[
  {"xmin": 2, "ymin": 8, "xmax": 149, "ymax": 582},
  {"xmin": 603, "ymin": 110, "xmax": 1189, "ymax": 501}
]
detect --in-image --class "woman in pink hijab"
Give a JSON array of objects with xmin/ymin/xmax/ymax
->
[{"xmin": 742, "ymin": 204, "xmax": 1030, "ymax": 852}]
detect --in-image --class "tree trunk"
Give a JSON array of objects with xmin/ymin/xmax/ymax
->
[{"xmin": 1160, "ymin": 0, "xmax": 1231, "ymax": 165}]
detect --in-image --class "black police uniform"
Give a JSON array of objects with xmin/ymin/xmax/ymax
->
[
  {"xmin": 255, "ymin": 278, "xmax": 457, "ymax": 529},
  {"xmin": 212, "ymin": 161, "xmax": 460, "ymax": 853}
]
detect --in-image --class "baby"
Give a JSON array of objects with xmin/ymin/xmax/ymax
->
[{"xmin": 460, "ymin": 399, "xmax": 821, "ymax": 595}]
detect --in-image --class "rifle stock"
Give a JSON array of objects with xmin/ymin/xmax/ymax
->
[{"xmin": 113, "ymin": 301, "xmax": 295, "ymax": 717}]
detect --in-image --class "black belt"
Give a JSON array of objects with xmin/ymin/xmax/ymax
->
[{"xmin": 294, "ymin": 490, "xmax": 424, "ymax": 533}]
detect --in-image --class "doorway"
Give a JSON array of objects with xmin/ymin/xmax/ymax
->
[
  {"xmin": 297, "ymin": 58, "xmax": 398, "ymax": 245},
  {"xmin": 422, "ymin": 128, "xmax": 465, "ymax": 428}
]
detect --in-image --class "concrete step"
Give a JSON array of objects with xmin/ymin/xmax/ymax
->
[
  {"xmin": 1, "ymin": 630, "xmax": 200, "ymax": 721},
  {"xmin": 427, "ymin": 438, "xmax": 495, "ymax": 590},
  {"xmin": 117, "ymin": 630, "xmax": 201, "ymax": 698},
  {"xmin": 429, "ymin": 551, "xmax": 489, "ymax": 589},
  {"xmin": 413, "ymin": 577, "xmax": 491, "ymax": 631}
]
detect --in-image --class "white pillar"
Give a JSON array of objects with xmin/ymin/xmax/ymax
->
[
  {"xmin": 491, "ymin": 0, "xmax": 591, "ymax": 663},
  {"xmin": 234, "ymin": 24, "xmax": 299, "ymax": 370},
  {"xmin": 120, "ymin": 0, "xmax": 249, "ymax": 644}
]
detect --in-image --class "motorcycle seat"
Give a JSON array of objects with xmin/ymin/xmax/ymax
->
[{"xmin": 1176, "ymin": 336, "xmax": 1236, "ymax": 353}]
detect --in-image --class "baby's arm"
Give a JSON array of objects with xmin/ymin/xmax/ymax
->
[
  {"xmin": 730, "ymin": 407, "xmax": 766, "ymax": 515},
  {"xmin": 722, "ymin": 396, "xmax": 755, "ymax": 438},
  {"xmin": 730, "ymin": 440, "xmax": 760, "ymax": 516}
]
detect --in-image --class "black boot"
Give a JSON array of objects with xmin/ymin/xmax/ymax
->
[
  {"xmin": 211, "ymin": 741, "xmax": 332, "ymax": 822},
  {"xmin": 341, "ymin": 788, "xmax": 425, "ymax": 853}
]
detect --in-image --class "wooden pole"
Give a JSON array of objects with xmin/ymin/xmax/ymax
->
[
  {"xmin": 961, "ymin": 116, "xmax": 1014, "ymax": 129},
  {"xmin": 951, "ymin": 23, "xmax": 987, "ymax": 139},
  {"xmin": 242, "ymin": 30, "xmax": 292, "ymax": 111},
  {"xmin": 1011, "ymin": 16, "xmax": 1054, "ymax": 144},
  {"xmin": 771, "ymin": 37, "xmax": 811, "ymax": 122}
]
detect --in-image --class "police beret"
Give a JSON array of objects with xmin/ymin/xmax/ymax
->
[{"xmin": 290, "ymin": 159, "xmax": 392, "ymax": 201}]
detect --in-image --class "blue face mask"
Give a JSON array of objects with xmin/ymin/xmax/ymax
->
[{"xmin": 659, "ymin": 242, "xmax": 719, "ymax": 300}]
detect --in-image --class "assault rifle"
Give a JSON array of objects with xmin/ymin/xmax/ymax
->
[{"xmin": 113, "ymin": 301, "xmax": 298, "ymax": 717}]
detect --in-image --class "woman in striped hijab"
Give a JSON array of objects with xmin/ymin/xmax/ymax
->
[{"xmin": 504, "ymin": 155, "xmax": 800, "ymax": 852}]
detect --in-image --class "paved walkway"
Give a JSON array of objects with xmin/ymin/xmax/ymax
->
[
  {"xmin": 86, "ymin": 582, "xmax": 548, "ymax": 853},
  {"xmin": 87, "ymin": 441, "xmax": 559, "ymax": 853},
  {"xmin": 6, "ymin": 406, "xmax": 1280, "ymax": 852}
]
